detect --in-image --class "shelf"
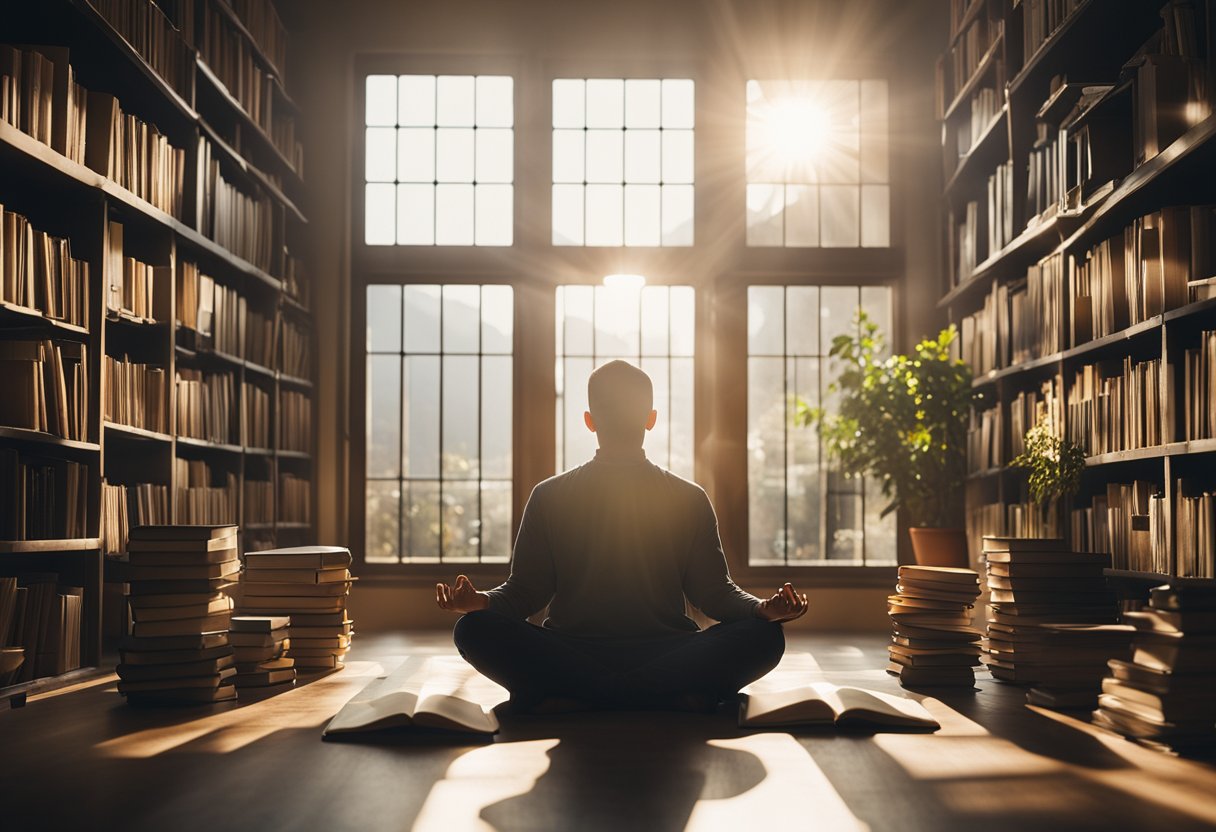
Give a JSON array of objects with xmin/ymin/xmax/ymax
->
[
  {"xmin": 1, "ymin": 665, "xmax": 107, "ymax": 705},
  {"xmin": 1058, "ymin": 113, "xmax": 1216, "ymax": 256},
  {"xmin": 244, "ymin": 359, "xmax": 276, "ymax": 381},
  {"xmin": 1085, "ymin": 443, "xmax": 1188, "ymax": 467},
  {"xmin": 281, "ymin": 295, "xmax": 311, "ymax": 318},
  {"xmin": 103, "ymin": 422, "xmax": 172, "ymax": 443},
  {"xmin": 243, "ymin": 522, "xmax": 274, "ymax": 531},
  {"xmin": 210, "ymin": 0, "xmax": 293, "ymax": 101},
  {"xmin": 276, "ymin": 450, "xmax": 311, "ymax": 461},
  {"xmin": 0, "ymin": 538, "xmax": 101, "ymax": 553},
  {"xmin": 275, "ymin": 522, "xmax": 311, "ymax": 530},
  {"xmin": 105, "ymin": 312, "xmax": 159, "ymax": 328},
  {"xmin": 278, "ymin": 373, "xmax": 314, "ymax": 391},
  {"xmin": 245, "ymin": 446, "xmax": 274, "ymax": 456},
  {"xmin": 1104, "ymin": 569, "xmax": 1169, "ymax": 582},
  {"xmin": 0, "ymin": 426, "xmax": 100, "ymax": 453},
  {"xmin": 194, "ymin": 57, "xmax": 302, "ymax": 185},
  {"xmin": 939, "ymin": 212, "xmax": 1079, "ymax": 309},
  {"xmin": 948, "ymin": 0, "xmax": 987, "ymax": 49},
  {"xmin": 175, "ymin": 344, "xmax": 245, "ymax": 372},
  {"xmin": 0, "ymin": 121, "xmax": 283, "ymax": 295},
  {"xmin": 944, "ymin": 107, "xmax": 1009, "ymax": 201},
  {"xmin": 966, "ymin": 468, "xmax": 1004, "ymax": 481},
  {"xmin": 0, "ymin": 302, "xmax": 89, "ymax": 338},
  {"xmin": 943, "ymin": 32, "xmax": 1005, "ymax": 122},
  {"xmin": 175, "ymin": 436, "xmax": 243, "ymax": 456},
  {"xmin": 198, "ymin": 117, "xmax": 307, "ymax": 223}
]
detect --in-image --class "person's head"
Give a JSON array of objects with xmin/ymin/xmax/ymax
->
[{"xmin": 584, "ymin": 360, "xmax": 657, "ymax": 449}]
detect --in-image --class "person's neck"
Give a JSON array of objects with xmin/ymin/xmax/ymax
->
[{"xmin": 593, "ymin": 445, "xmax": 647, "ymax": 465}]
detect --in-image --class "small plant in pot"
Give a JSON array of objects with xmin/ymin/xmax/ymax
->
[
  {"xmin": 796, "ymin": 312, "xmax": 975, "ymax": 567},
  {"xmin": 1010, "ymin": 412, "xmax": 1085, "ymax": 512}
]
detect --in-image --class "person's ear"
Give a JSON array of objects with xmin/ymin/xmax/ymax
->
[
  {"xmin": 584, "ymin": 411, "xmax": 596, "ymax": 433},
  {"xmin": 645, "ymin": 409, "xmax": 658, "ymax": 431}
]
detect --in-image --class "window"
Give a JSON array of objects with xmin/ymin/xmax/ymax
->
[
  {"xmin": 365, "ymin": 284, "xmax": 513, "ymax": 563},
  {"xmin": 745, "ymin": 80, "xmax": 889, "ymax": 248},
  {"xmin": 555, "ymin": 284, "xmax": 695, "ymax": 476},
  {"xmin": 552, "ymin": 79, "xmax": 695, "ymax": 247},
  {"xmin": 747, "ymin": 285, "xmax": 895, "ymax": 565},
  {"xmin": 365, "ymin": 74, "xmax": 514, "ymax": 246}
]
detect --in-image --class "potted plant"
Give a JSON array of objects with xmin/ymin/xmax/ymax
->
[
  {"xmin": 1010, "ymin": 413, "xmax": 1085, "ymax": 509},
  {"xmin": 796, "ymin": 312, "xmax": 975, "ymax": 567}
]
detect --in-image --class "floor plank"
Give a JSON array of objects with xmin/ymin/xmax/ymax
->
[{"xmin": 1, "ymin": 632, "xmax": 1214, "ymax": 831}]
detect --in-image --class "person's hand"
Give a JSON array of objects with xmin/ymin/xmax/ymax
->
[
  {"xmin": 436, "ymin": 574, "xmax": 490, "ymax": 613},
  {"xmin": 755, "ymin": 582, "xmax": 808, "ymax": 623}
]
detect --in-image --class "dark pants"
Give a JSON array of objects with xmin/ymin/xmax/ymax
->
[{"xmin": 453, "ymin": 609, "xmax": 785, "ymax": 711}]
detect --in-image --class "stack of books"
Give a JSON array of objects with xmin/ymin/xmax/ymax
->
[
  {"xmin": 117, "ymin": 525, "xmax": 239, "ymax": 705},
  {"xmin": 237, "ymin": 546, "xmax": 354, "ymax": 673},
  {"xmin": 887, "ymin": 565, "xmax": 983, "ymax": 688},
  {"xmin": 1094, "ymin": 583, "xmax": 1216, "ymax": 755},
  {"xmin": 981, "ymin": 536, "xmax": 1118, "ymax": 686},
  {"xmin": 1025, "ymin": 623, "xmax": 1135, "ymax": 709},
  {"xmin": 230, "ymin": 615, "xmax": 296, "ymax": 688}
]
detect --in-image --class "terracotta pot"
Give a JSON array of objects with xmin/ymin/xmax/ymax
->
[{"xmin": 908, "ymin": 527, "xmax": 969, "ymax": 568}]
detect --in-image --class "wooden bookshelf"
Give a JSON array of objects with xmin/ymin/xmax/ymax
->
[
  {"xmin": 942, "ymin": 0, "xmax": 1216, "ymax": 579},
  {"xmin": 0, "ymin": 0, "xmax": 315, "ymax": 693}
]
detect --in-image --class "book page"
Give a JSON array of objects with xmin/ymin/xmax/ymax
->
[
  {"xmin": 833, "ymin": 686, "xmax": 939, "ymax": 729},
  {"xmin": 416, "ymin": 656, "xmax": 505, "ymax": 734},
  {"xmin": 321, "ymin": 689, "xmax": 420, "ymax": 734},
  {"xmin": 740, "ymin": 684, "xmax": 835, "ymax": 726}
]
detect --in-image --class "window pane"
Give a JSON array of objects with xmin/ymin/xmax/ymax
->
[
  {"xmin": 561, "ymin": 284, "xmax": 594, "ymax": 355},
  {"xmin": 787, "ymin": 356, "xmax": 820, "ymax": 562},
  {"xmin": 482, "ymin": 355, "xmax": 512, "ymax": 479},
  {"xmin": 661, "ymin": 185, "xmax": 694, "ymax": 246},
  {"xmin": 404, "ymin": 285, "xmax": 441, "ymax": 353},
  {"xmin": 820, "ymin": 185, "xmax": 860, "ymax": 247},
  {"xmin": 435, "ymin": 184, "xmax": 474, "ymax": 245},
  {"xmin": 481, "ymin": 285, "xmax": 514, "ymax": 354},
  {"xmin": 747, "ymin": 286, "xmax": 784, "ymax": 355},
  {"xmin": 785, "ymin": 286, "xmax": 819, "ymax": 357},
  {"xmin": 476, "ymin": 75, "xmax": 513, "ymax": 127},
  {"xmin": 861, "ymin": 184, "xmax": 890, "ymax": 248},
  {"xmin": 624, "ymin": 185, "xmax": 661, "ymax": 246},
  {"xmin": 365, "ymin": 183, "xmax": 396, "ymax": 245},
  {"xmin": 480, "ymin": 480, "xmax": 512, "ymax": 561},
  {"xmin": 661, "ymin": 79, "xmax": 695, "ymax": 128},
  {"xmin": 442, "ymin": 480, "xmax": 480, "ymax": 560},
  {"xmin": 642, "ymin": 356, "xmax": 670, "ymax": 466},
  {"xmin": 586, "ymin": 79, "xmax": 624, "ymax": 128},
  {"xmin": 404, "ymin": 480, "xmax": 440, "ymax": 560},
  {"xmin": 367, "ymin": 355, "xmax": 401, "ymax": 477},
  {"xmin": 442, "ymin": 284, "xmax": 480, "ymax": 353},
  {"xmin": 365, "ymin": 127, "xmax": 397, "ymax": 182},
  {"xmin": 746, "ymin": 184, "xmax": 783, "ymax": 246},
  {"xmin": 365, "ymin": 480, "xmax": 400, "ymax": 563},
  {"xmin": 586, "ymin": 130, "xmax": 624, "ymax": 183},
  {"xmin": 398, "ymin": 75, "xmax": 435, "ymax": 127},
  {"xmin": 625, "ymin": 79, "xmax": 662, "ymax": 128},
  {"xmin": 860, "ymin": 79, "xmax": 889, "ymax": 183},
  {"xmin": 365, "ymin": 75, "xmax": 397, "ymax": 126},
  {"xmin": 670, "ymin": 356, "xmax": 694, "ymax": 478},
  {"xmin": 820, "ymin": 286, "xmax": 860, "ymax": 358},
  {"xmin": 475, "ymin": 184, "xmax": 513, "ymax": 246},
  {"xmin": 552, "ymin": 185, "xmax": 584, "ymax": 245},
  {"xmin": 436, "ymin": 75, "xmax": 475, "ymax": 126},
  {"xmin": 396, "ymin": 184, "xmax": 434, "ymax": 245},
  {"xmin": 442, "ymin": 355, "xmax": 480, "ymax": 478},
  {"xmin": 640, "ymin": 286, "xmax": 670, "ymax": 356},
  {"xmin": 861, "ymin": 285, "xmax": 893, "ymax": 357},
  {"xmin": 595, "ymin": 284, "xmax": 641, "ymax": 356},
  {"xmin": 475, "ymin": 129, "xmax": 513, "ymax": 183},
  {"xmin": 553, "ymin": 79, "xmax": 585, "ymax": 128},
  {"xmin": 585, "ymin": 184, "xmax": 623, "ymax": 246},
  {"xmin": 669, "ymin": 286, "xmax": 695, "ymax": 356},
  {"xmin": 661, "ymin": 130, "xmax": 694, "ymax": 184},
  {"xmin": 436, "ymin": 128, "xmax": 474, "ymax": 182},
  {"xmin": 561, "ymin": 357, "xmax": 595, "ymax": 470},
  {"xmin": 397, "ymin": 128, "xmax": 435, "ymax": 182},
  {"xmin": 366, "ymin": 285, "xmax": 401, "ymax": 352},
  {"xmin": 552, "ymin": 130, "xmax": 584, "ymax": 183},
  {"xmin": 748, "ymin": 355, "xmax": 785, "ymax": 565},
  {"xmin": 624, "ymin": 130, "xmax": 661, "ymax": 184},
  {"xmin": 404, "ymin": 355, "xmax": 440, "ymax": 478},
  {"xmin": 784, "ymin": 184, "xmax": 819, "ymax": 247}
]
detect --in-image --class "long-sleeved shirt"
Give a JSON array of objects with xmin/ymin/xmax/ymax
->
[{"xmin": 485, "ymin": 448, "xmax": 760, "ymax": 637}]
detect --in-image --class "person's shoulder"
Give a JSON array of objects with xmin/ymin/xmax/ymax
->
[{"xmin": 648, "ymin": 463, "xmax": 710, "ymax": 502}]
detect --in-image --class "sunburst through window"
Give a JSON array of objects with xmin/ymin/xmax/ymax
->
[{"xmin": 745, "ymin": 79, "xmax": 889, "ymax": 248}]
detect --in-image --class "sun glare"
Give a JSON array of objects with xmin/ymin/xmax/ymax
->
[{"xmin": 761, "ymin": 97, "xmax": 833, "ymax": 166}]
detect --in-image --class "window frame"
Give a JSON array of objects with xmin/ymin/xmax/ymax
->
[{"xmin": 350, "ymin": 53, "xmax": 907, "ymax": 585}]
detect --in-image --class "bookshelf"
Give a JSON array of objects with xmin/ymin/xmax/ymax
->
[
  {"xmin": 0, "ymin": 0, "xmax": 314, "ymax": 696},
  {"xmin": 940, "ymin": 0, "xmax": 1216, "ymax": 582}
]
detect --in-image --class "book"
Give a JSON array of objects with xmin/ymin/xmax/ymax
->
[
  {"xmin": 116, "ymin": 655, "xmax": 236, "ymax": 682},
  {"xmin": 128, "ymin": 524, "xmax": 239, "ymax": 541},
  {"xmin": 128, "ymin": 548, "xmax": 238, "ymax": 567},
  {"xmin": 739, "ymin": 682, "xmax": 940, "ymax": 730},
  {"xmin": 231, "ymin": 615, "xmax": 291, "ymax": 632},
  {"xmin": 126, "ymin": 561, "xmax": 240, "ymax": 581},
  {"xmin": 125, "ymin": 685, "xmax": 237, "ymax": 705},
  {"xmin": 118, "ymin": 645, "xmax": 235, "ymax": 666},
  {"xmin": 130, "ymin": 611, "xmax": 232, "ymax": 638},
  {"xmin": 129, "ymin": 596, "xmax": 233, "ymax": 622},
  {"xmin": 244, "ymin": 567, "xmax": 351, "ymax": 584},
  {"xmin": 126, "ymin": 532, "xmax": 237, "ymax": 552},
  {"xmin": 324, "ymin": 656, "xmax": 504, "ymax": 737}
]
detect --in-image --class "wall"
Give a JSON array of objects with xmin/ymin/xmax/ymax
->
[{"xmin": 289, "ymin": 0, "xmax": 948, "ymax": 632}]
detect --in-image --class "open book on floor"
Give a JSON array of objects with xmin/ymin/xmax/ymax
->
[
  {"xmin": 323, "ymin": 655, "xmax": 507, "ymax": 738},
  {"xmin": 739, "ymin": 682, "xmax": 940, "ymax": 731}
]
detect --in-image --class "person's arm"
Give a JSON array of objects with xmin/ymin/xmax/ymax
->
[
  {"xmin": 481, "ymin": 484, "xmax": 556, "ymax": 619},
  {"xmin": 682, "ymin": 488, "xmax": 763, "ymax": 622}
]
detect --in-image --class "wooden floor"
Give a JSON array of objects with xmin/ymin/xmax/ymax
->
[{"xmin": 3, "ymin": 632, "xmax": 1215, "ymax": 832}]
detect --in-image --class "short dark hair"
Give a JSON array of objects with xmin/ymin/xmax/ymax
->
[{"xmin": 587, "ymin": 360, "xmax": 653, "ymax": 439}]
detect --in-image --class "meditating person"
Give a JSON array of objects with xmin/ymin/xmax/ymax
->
[{"xmin": 435, "ymin": 359, "xmax": 808, "ymax": 713}]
